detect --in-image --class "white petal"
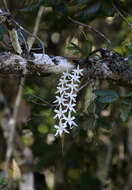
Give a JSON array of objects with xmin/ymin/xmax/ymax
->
[
  {"xmin": 54, "ymin": 125, "xmax": 59, "ymax": 129},
  {"xmin": 55, "ymin": 131, "xmax": 59, "ymax": 136},
  {"xmin": 64, "ymin": 128, "xmax": 70, "ymax": 134}
]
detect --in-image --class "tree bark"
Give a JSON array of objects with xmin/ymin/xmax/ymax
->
[{"xmin": 0, "ymin": 49, "xmax": 132, "ymax": 87}]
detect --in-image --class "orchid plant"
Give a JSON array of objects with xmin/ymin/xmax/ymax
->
[{"xmin": 53, "ymin": 65, "xmax": 84, "ymax": 136}]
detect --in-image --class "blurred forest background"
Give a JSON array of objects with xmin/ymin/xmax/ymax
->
[{"xmin": 1, "ymin": 0, "xmax": 132, "ymax": 190}]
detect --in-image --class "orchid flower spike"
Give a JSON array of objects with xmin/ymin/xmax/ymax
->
[{"xmin": 53, "ymin": 65, "xmax": 83, "ymax": 136}]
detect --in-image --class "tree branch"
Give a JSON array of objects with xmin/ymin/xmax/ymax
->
[
  {"xmin": 0, "ymin": 52, "xmax": 75, "ymax": 74},
  {"xmin": 0, "ymin": 49, "xmax": 132, "ymax": 86},
  {"xmin": 68, "ymin": 16, "xmax": 112, "ymax": 47},
  {"xmin": 27, "ymin": 6, "xmax": 45, "ymax": 51}
]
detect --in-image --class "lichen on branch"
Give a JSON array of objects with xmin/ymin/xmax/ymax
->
[
  {"xmin": 8, "ymin": 29, "xmax": 22, "ymax": 54},
  {"xmin": 0, "ymin": 49, "xmax": 132, "ymax": 87}
]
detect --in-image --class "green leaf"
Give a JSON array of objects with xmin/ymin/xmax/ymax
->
[
  {"xmin": 94, "ymin": 89, "xmax": 118, "ymax": 97},
  {"xmin": 122, "ymin": 92, "xmax": 132, "ymax": 97},
  {"xmin": 53, "ymin": 4, "xmax": 68, "ymax": 16},
  {"xmin": 77, "ymin": 0, "xmax": 93, "ymax": 5},
  {"xmin": 40, "ymin": 0, "xmax": 53, "ymax": 6},
  {"xmin": 95, "ymin": 100, "xmax": 108, "ymax": 114},
  {"xmin": 0, "ymin": 26, "xmax": 8, "ymax": 41},
  {"xmin": 84, "ymin": 115, "xmax": 97, "ymax": 130},
  {"xmin": 122, "ymin": 98, "xmax": 132, "ymax": 105},
  {"xmin": 21, "ymin": 2, "xmax": 41, "ymax": 12},
  {"xmin": 67, "ymin": 46, "xmax": 80, "ymax": 52},
  {"xmin": 81, "ymin": 40, "xmax": 92, "ymax": 58},
  {"xmin": 0, "ymin": 176, "xmax": 7, "ymax": 189},
  {"xmin": 21, "ymin": 0, "xmax": 52, "ymax": 12},
  {"xmin": 72, "ymin": 127, "xmax": 83, "ymax": 137},
  {"xmin": 120, "ymin": 106, "xmax": 131, "ymax": 122},
  {"xmin": 75, "ymin": 2, "xmax": 101, "ymax": 21},
  {"xmin": 95, "ymin": 89, "xmax": 118, "ymax": 103},
  {"xmin": 67, "ymin": 42, "xmax": 81, "ymax": 53},
  {"xmin": 98, "ymin": 95, "xmax": 118, "ymax": 103},
  {"xmin": 100, "ymin": 0, "xmax": 115, "ymax": 17}
]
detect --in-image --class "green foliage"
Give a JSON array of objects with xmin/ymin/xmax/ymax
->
[
  {"xmin": 0, "ymin": 177, "xmax": 7, "ymax": 190},
  {"xmin": 97, "ymin": 117, "xmax": 112, "ymax": 130},
  {"xmin": 73, "ymin": 0, "xmax": 115, "ymax": 21},
  {"xmin": 19, "ymin": 0, "xmax": 116, "ymax": 20},
  {"xmin": 120, "ymin": 106, "xmax": 131, "ymax": 122},
  {"xmin": 21, "ymin": 0, "xmax": 52, "ymax": 12},
  {"xmin": 0, "ymin": 26, "xmax": 8, "ymax": 41},
  {"xmin": 67, "ymin": 40, "xmax": 92, "ymax": 58},
  {"xmin": 95, "ymin": 89, "xmax": 119, "ymax": 103},
  {"xmin": 100, "ymin": 0, "xmax": 115, "ymax": 17},
  {"xmin": 67, "ymin": 42, "xmax": 81, "ymax": 53},
  {"xmin": 21, "ymin": 2, "xmax": 41, "ymax": 12},
  {"xmin": 81, "ymin": 40, "xmax": 92, "ymax": 58},
  {"xmin": 53, "ymin": 3, "xmax": 68, "ymax": 16},
  {"xmin": 75, "ymin": 2, "xmax": 101, "ymax": 21}
]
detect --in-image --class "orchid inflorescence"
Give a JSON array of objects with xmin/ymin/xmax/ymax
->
[{"xmin": 53, "ymin": 65, "xmax": 83, "ymax": 136}]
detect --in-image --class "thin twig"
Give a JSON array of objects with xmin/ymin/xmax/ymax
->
[
  {"xmin": 5, "ymin": 5, "xmax": 45, "ymax": 181},
  {"xmin": 27, "ymin": 114, "xmax": 49, "ymax": 122},
  {"xmin": 5, "ymin": 74, "xmax": 25, "ymax": 179},
  {"xmin": 19, "ymin": 30, "xmax": 29, "ymax": 52},
  {"xmin": 78, "ymin": 81, "xmax": 89, "ymax": 91},
  {"xmin": 68, "ymin": 16, "xmax": 112, "ymax": 47},
  {"xmin": 113, "ymin": 3, "xmax": 132, "ymax": 29},
  {"xmin": 0, "ymin": 11, "xmax": 10, "ymax": 16},
  {"xmin": 24, "ymin": 89, "xmax": 52, "ymax": 106},
  {"xmin": 122, "ymin": 9, "xmax": 132, "ymax": 18},
  {"xmin": 2, "ymin": 0, "xmax": 10, "ymax": 13},
  {"xmin": 27, "ymin": 6, "xmax": 45, "ymax": 51},
  {"xmin": 11, "ymin": 18, "xmax": 45, "ymax": 58}
]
